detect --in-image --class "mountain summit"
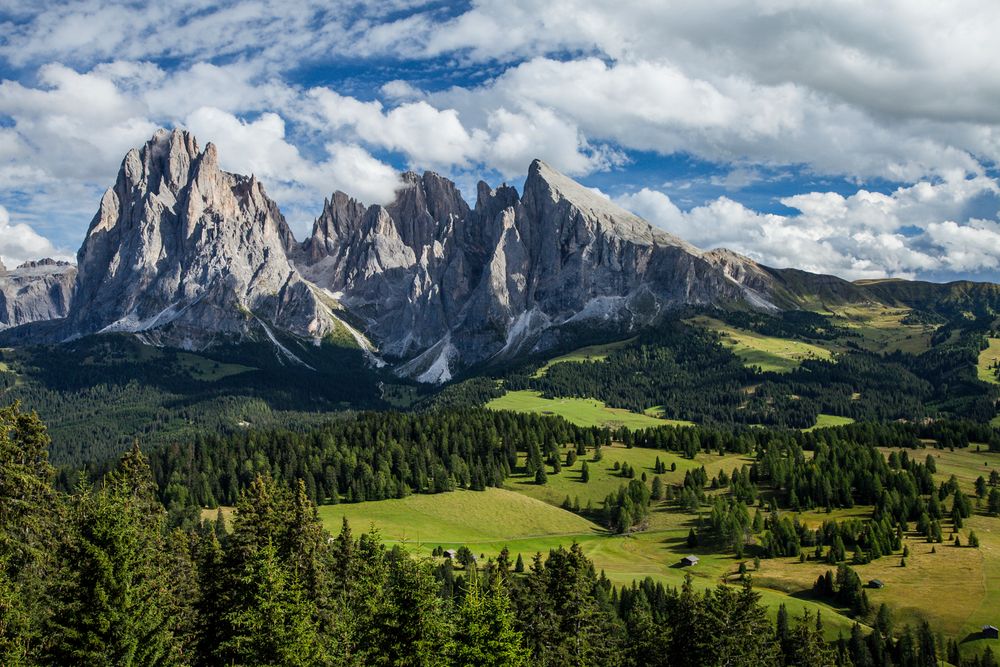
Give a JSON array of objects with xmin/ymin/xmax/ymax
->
[
  {"xmin": 69, "ymin": 129, "xmax": 339, "ymax": 348},
  {"xmin": 295, "ymin": 157, "xmax": 784, "ymax": 381},
  {"xmin": 4, "ymin": 129, "xmax": 864, "ymax": 380}
]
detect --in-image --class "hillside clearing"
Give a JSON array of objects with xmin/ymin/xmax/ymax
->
[
  {"xmin": 486, "ymin": 389, "xmax": 693, "ymax": 429},
  {"xmin": 318, "ymin": 487, "xmax": 603, "ymax": 544},
  {"xmin": 978, "ymin": 338, "xmax": 1000, "ymax": 384},
  {"xmin": 824, "ymin": 304, "xmax": 935, "ymax": 354},
  {"xmin": 804, "ymin": 414, "xmax": 855, "ymax": 431},
  {"xmin": 314, "ymin": 488, "xmax": 860, "ymax": 640},
  {"xmin": 533, "ymin": 338, "xmax": 637, "ymax": 377},
  {"xmin": 686, "ymin": 315, "xmax": 834, "ymax": 373}
]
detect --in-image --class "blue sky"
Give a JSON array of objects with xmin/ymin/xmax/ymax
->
[{"xmin": 1, "ymin": 0, "xmax": 999, "ymax": 282}]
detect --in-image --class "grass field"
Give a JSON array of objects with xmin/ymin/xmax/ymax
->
[
  {"xmin": 880, "ymin": 444, "xmax": 1000, "ymax": 490},
  {"xmin": 686, "ymin": 316, "xmax": 834, "ymax": 373},
  {"xmin": 863, "ymin": 444, "xmax": 1000, "ymax": 650},
  {"xmin": 205, "ymin": 440, "xmax": 1000, "ymax": 650},
  {"xmin": 313, "ymin": 479, "xmax": 860, "ymax": 639},
  {"xmin": 823, "ymin": 304, "xmax": 935, "ymax": 354},
  {"xmin": 804, "ymin": 414, "xmax": 856, "ymax": 431},
  {"xmin": 505, "ymin": 443, "xmax": 751, "ymax": 530},
  {"xmin": 486, "ymin": 389, "xmax": 694, "ymax": 429},
  {"xmin": 688, "ymin": 305, "xmax": 935, "ymax": 375},
  {"xmin": 533, "ymin": 338, "xmax": 636, "ymax": 377},
  {"xmin": 318, "ymin": 487, "xmax": 602, "ymax": 545},
  {"xmin": 978, "ymin": 338, "xmax": 1000, "ymax": 385}
]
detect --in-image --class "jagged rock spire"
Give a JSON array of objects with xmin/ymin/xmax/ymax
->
[{"xmin": 68, "ymin": 128, "xmax": 336, "ymax": 346}]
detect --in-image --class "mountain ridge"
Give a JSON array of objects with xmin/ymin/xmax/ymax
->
[{"xmin": 2, "ymin": 128, "xmax": 994, "ymax": 383}]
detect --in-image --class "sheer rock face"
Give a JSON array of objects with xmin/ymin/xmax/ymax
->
[
  {"xmin": 0, "ymin": 259, "xmax": 76, "ymax": 330},
  {"xmin": 299, "ymin": 159, "xmax": 782, "ymax": 380},
  {"xmin": 40, "ymin": 128, "xmax": 786, "ymax": 377},
  {"xmin": 69, "ymin": 129, "xmax": 336, "ymax": 347}
]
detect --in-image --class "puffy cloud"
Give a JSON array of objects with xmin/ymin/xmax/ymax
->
[
  {"xmin": 429, "ymin": 56, "xmax": 985, "ymax": 182},
  {"xmin": 925, "ymin": 220, "xmax": 1000, "ymax": 273},
  {"xmin": 184, "ymin": 107, "xmax": 401, "ymax": 226},
  {"xmin": 412, "ymin": 1, "xmax": 1000, "ymax": 126},
  {"xmin": 1, "ymin": 2, "xmax": 999, "ymax": 280},
  {"xmin": 0, "ymin": 63, "xmax": 158, "ymax": 181},
  {"xmin": 484, "ymin": 104, "xmax": 624, "ymax": 178},
  {"xmin": 0, "ymin": 205, "xmax": 70, "ymax": 267},
  {"xmin": 617, "ymin": 175, "xmax": 1000, "ymax": 280},
  {"xmin": 310, "ymin": 89, "xmax": 488, "ymax": 171}
]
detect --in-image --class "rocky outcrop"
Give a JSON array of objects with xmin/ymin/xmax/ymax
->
[
  {"xmin": 298, "ymin": 159, "xmax": 784, "ymax": 380},
  {"xmin": 17, "ymin": 128, "xmax": 844, "ymax": 380},
  {"xmin": 0, "ymin": 259, "xmax": 76, "ymax": 330},
  {"xmin": 68, "ymin": 129, "xmax": 339, "ymax": 348}
]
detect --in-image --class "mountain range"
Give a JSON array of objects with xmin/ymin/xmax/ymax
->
[{"xmin": 1, "ymin": 128, "xmax": 994, "ymax": 382}]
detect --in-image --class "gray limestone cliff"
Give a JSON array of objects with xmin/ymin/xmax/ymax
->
[
  {"xmin": 299, "ymin": 159, "xmax": 784, "ymax": 381},
  {"xmin": 0, "ymin": 259, "xmax": 76, "ymax": 330},
  {"xmin": 68, "ymin": 129, "xmax": 338, "ymax": 348},
  {"xmin": 13, "ymin": 129, "xmax": 839, "ymax": 380}
]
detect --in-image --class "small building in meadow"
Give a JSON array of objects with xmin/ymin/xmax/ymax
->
[
  {"xmin": 868, "ymin": 579, "xmax": 885, "ymax": 589},
  {"xmin": 680, "ymin": 555, "xmax": 699, "ymax": 567},
  {"xmin": 443, "ymin": 549, "xmax": 458, "ymax": 560},
  {"xmin": 983, "ymin": 625, "xmax": 999, "ymax": 640}
]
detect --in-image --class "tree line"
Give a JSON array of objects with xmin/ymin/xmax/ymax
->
[
  {"xmin": 7, "ymin": 402, "xmax": 994, "ymax": 666},
  {"xmin": 506, "ymin": 320, "xmax": 998, "ymax": 427}
]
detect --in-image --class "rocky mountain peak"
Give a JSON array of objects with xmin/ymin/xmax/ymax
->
[
  {"xmin": 295, "ymin": 156, "xmax": 784, "ymax": 381},
  {"xmin": 302, "ymin": 191, "xmax": 368, "ymax": 263},
  {"xmin": 68, "ymin": 128, "xmax": 337, "ymax": 347},
  {"xmin": 522, "ymin": 159, "xmax": 691, "ymax": 251},
  {"xmin": 17, "ymin": 129, "xmax": 808, "ymax": 380},
  {"xmin": 0, "ymin": 259, "xmax": 76, "ymax": 331},
  {"xmin": 385, "ymin": 171, "xmax": 469, "ymax": 249}
]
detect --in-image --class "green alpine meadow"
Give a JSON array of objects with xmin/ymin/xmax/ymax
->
[{"xmin": 4, "ymin": 2, "xmax": 1000, "ymax": 665}]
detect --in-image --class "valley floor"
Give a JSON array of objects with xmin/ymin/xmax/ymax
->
[{"xmin": 284, "ymin": 441, "xmax": 1000, "ymax": 651}]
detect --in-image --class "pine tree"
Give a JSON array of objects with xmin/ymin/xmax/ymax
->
[
  {"xmin": 706, "ymin": 578, "xmax": 779, "ymax": 666},
  {"xmin": 451, "ymin": 578, "xmax": 529, "ymax": 666},
  {"xmin": 217, "ymin": 539, "xmax": 325, "ymax": 666},
  {"xmin": 46, "ymin": 447, "xmax": 185, "ymax": 666},
  {"xmin": 916, "ymin": 619, "xmax": 936, "ymax": 666},
  {"xmin": 783, "ymin": 610, "xmax": 836, "ymax": 666},
  {"xmin": 0, "ymin": 403, "xmax": 58, "ymax": 666}
]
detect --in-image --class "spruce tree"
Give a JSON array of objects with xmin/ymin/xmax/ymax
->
[
  {"xmin": 0, "ymin": 403, "xmax": 58, "ymax": 666},
  {"xmin": 450, "ymin": 578, "xmax": 529, "ymax": 666},
  {"xmin": 217, "ymin": 539, "xmax": 325, "ymax": 666},
  {"xmin": 46, "ymin": 447, "xmax": 185, "ymax": 666}
]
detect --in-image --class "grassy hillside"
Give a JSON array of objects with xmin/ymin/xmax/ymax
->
[
  {"xmin": 486, "ymin": 389, "xmax": 693, "ymax": 429},
  {"xmin": 311, "ymin": 457, "xmax": 862, "ymax": 640},
  {"xmin": 686, "ymin": 315, "xmax": 834, "ymax": 372},
  {"xmin": 978, "ymin": 338, "xmax": 1000, "ymax": 384},
  {"xmin": 688, "ymin": 305, "xmax": 934, "ymax": 373},
  {"xmin": 822, "ymin": 303, "xmax": 935, "ymax": 354},
  {"xmin": 804, "ymin": 414, "xmax": 856, "ymax": 431},
  {"xmin": 533, "ymin": 338, "xmax": 637, "ymax": 377},
  {"xmin": 318, "ymin": 487, "xmax": 602, "ymax": 544},
  {"xmin": 507, "ymin": 444, "xmax": 748, "ymax": 521}
]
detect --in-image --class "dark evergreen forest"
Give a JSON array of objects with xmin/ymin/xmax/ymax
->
[{"xmin": 3, "ymin": 403, "xmax": 992, "ymax": 667}]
